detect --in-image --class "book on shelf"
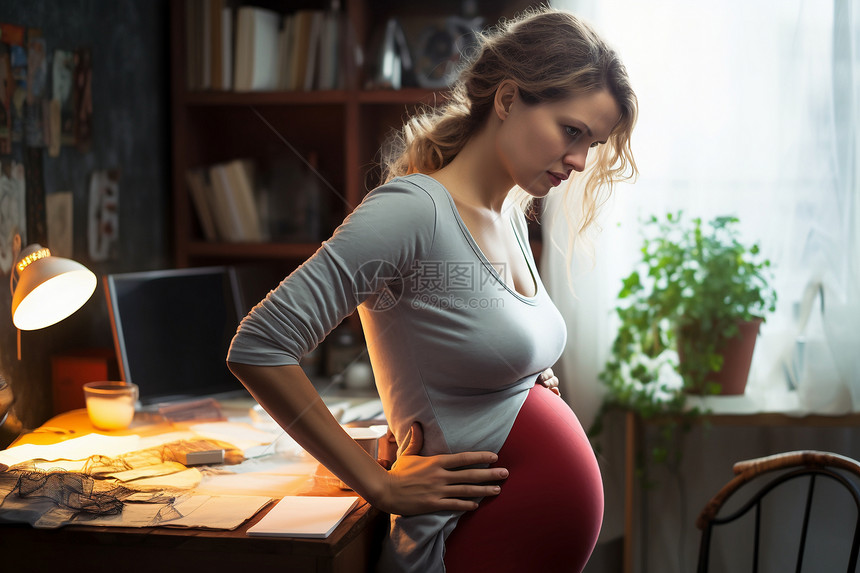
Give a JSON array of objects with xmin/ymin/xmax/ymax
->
[
  {"xmin": 211, "ymin": 0, "xmax": 237, "ymax": 90},
  {"xmin": 184, "ymin": 3, "xmax": 343, "ymax": 93},
  {"xmin": 287, "ymin": 9, "xmax": 314, "ymax": 91},
  {"xmin": 201, "ymin": 0, "xmax": 211, "ymax": 89},
  {"xmin": 278, "ymin": 9, "xmax": 326, "ymax": 91},
  {"xmin": 208, "ymin": 162, "xmax": 245, "ymax": 242},
  {"xmin": 188, "ymin": 0, "xmax": 222, "ymax": 91},
  {"xmin": 185, "ymin": 168, "xmax": 219, "ymax": 241},
  {"xmin": 301, "ymin": 11, "xmax": 325, "ymax": 91},
  {"xmin": 288, "ymin": 8, "xmax": 342, "ymax": 91},
  {"xmin": 220, "ymin": 2, "xmax": 233, "ymax": 89},
  {"xmin": 276, "ymin": 14, "xmax": 294, "ymax": 91},
  {"xmin": 209, "ymin": 0, "xmax": 223, "ymax": 89},
  {"xmin": 188, "ymin": 159, "xmax": 264, "ymax": 243},
  {"xmin": 185, "ymin": 0, "xmax": 233, "ymax": 90},
  {"xmin": 317, "ymin": 8, "xmax": 341, "ymax": 90},
  {"xmin": 223, "ymin": 158, "xmax": 264, "ymax": 242},
  {"xmin": 233, "ymin": 5, "xmax": 280, "ymax": 91}
]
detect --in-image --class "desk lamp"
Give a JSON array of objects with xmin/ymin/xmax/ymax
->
[{"xmin": 0, "ymin": 235, "xmax": 97, "ymax": 448}]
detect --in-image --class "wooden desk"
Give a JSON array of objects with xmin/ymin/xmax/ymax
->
[
  {"xmin": 0, "ymin": 409, "xmax": 388, "ymax": 573},
  {"xmin": 622, "ymin": 410, "xmax": 860, "ymax": 573}
]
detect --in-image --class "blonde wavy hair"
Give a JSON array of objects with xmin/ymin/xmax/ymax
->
[{"xmin": 381, "ymin": 6, "xmax": 638, "ymax": 240}]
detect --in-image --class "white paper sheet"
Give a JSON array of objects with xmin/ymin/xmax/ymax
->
[
  {"xmin": 77, "ymin": 494, "xmax": 272, "ymax": 530},
  {"xmin": 189, "ymin": 422, "xmax": 284, "ymax": 458},
  {"xmin": 0, "ymin": 434, "xmax": 143, "ymax": 467},
  {"xmin": 166, "ymin": 494, "xmax": 272, "ymax": 529},
  {"xmin": 194, "ymin": 473, "xmax": 311, "ymax": 498}
]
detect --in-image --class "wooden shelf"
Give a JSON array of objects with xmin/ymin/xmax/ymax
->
[
  {"xmin": 701, "ymin": 411, "xmax": 860, "ymax": 427},
  {"xmin": 355, "ymin": 88, "xmax": 442, "ymax": 105},
  {"xmin": 182, "ymin": 88, "xmax": 441, "ymax": 107},
  {"xmin": 186, "ymin": 241, "xmax": 322, "ymax": 260},
  {"xmin": 183, "ymin": 90, "xmax": 350, "ymax": 106}
]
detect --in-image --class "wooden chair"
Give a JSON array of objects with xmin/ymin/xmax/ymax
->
[{"xmin": 695, "ymin": 450, "xmax": 860, "ymax": 572}]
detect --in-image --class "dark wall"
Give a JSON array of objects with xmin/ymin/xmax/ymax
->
[{"xmin": 0, "ymin": 0, "xmax": 171, "ymax": 428}]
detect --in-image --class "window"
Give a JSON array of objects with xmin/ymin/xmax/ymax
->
[{"xmin": 546, "ymin": 0, "xmax": 860, "ymax": 422}]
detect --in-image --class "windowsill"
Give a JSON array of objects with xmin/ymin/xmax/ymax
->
[{"xmin": 685, "ymin": 387, "xmax": 857, "ymax": 419}]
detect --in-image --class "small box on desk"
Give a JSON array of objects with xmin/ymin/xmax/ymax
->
[{"xmin": 51, "ymin": 349, "xmax": 120, "ymax": 415}]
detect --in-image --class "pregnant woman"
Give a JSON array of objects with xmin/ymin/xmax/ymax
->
[{"xmin": 227, "ymin": 7, "xmax": 638, "ymax": 572}]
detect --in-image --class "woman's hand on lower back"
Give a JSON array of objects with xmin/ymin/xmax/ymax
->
[{"xmin": 376, "ymin": 422, "xmax": 508, "ymax": 516}]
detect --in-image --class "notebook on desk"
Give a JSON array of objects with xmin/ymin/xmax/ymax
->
[
  {"xmin": 104, "ymin": 266, "xmax": 252, "ymax": 406},
  {"xmin": 247, "ymin": 495, "xmax": 361, "ymax": 538}
]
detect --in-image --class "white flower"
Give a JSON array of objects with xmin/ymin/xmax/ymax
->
[{"xmin": 657, "ymin": 361, "xmax": 684, "ymax": 392}]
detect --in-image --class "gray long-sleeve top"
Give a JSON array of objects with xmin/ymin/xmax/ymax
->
[{"xmin": 228, "ymin": 173, "xmax": 567, "ymax": 572}]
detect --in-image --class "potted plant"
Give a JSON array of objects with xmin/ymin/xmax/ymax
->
[{"xmin": 596, "ymin": 212, "xmax": 777, "ymax": 464}]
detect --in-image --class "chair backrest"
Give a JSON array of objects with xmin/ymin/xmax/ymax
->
[{"xmin": 696, "ymin": 450, "xmax": 860, "ymax": 573}]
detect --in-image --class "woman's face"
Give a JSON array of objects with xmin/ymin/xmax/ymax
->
[{"xmin": 496, "ymin": 88, "xmax": 621, "ymax": 197}]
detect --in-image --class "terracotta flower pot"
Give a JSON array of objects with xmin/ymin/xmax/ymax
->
[{"xmin": 678, "ymin": 318, "xmax": 763, "ymax": 395}]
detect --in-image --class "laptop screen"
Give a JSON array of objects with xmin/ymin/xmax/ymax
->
[{"xmin": 104, "ymin": 266, "xmax": 249, "ymax": 405}]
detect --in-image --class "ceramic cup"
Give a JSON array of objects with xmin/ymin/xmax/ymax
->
[{"xmin": 83, "ymin": 381, "xmax": 139, "ymax": 430}]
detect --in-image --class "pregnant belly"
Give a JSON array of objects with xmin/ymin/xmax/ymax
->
[{"xmin": 444, "ymin": 384, "xmax": 604, "ymax": 573}]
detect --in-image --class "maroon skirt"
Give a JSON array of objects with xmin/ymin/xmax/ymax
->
[{"xmin": 443, "ymin": 384, "xmax": 604, "ymax": 572}]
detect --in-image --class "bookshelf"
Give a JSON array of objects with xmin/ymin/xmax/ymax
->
[{"xmin": 169, "ymin": 0, "xmax": 537, "ymax": 271}]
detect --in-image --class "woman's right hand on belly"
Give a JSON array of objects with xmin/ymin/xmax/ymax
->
[{"xmin": 379, "ymin": 422, "xmax": 509, "ymax": 516}]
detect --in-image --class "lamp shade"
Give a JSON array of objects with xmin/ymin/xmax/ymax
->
[{"xmin": 11, "ymin": 245, "xmax": 97, "ymax": 331}]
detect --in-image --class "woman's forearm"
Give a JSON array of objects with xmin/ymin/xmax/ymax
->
[
  {"xmin": 227, "ymin": 362, "xmax": 391, "ymax": 506},
  {"xmin": 228, "ymin": 361, "xmax": 508, "ymax": 515}
]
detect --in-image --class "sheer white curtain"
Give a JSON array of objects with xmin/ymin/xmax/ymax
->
[{"xmin": 545, "ymin": 0, "xmax": 860, "ymax": 551}]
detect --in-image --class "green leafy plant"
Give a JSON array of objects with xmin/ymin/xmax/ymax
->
[{"xmin": 595, "ymin": 212, "xmax": 777, "ymax": 465}]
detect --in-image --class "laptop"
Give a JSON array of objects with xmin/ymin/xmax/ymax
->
[{"xmin": 104, "ymin": 265, "xmax": 250, "ymax": 406}]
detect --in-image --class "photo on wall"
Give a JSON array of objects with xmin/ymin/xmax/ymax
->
[
  {"xmin": 0, "ymin": 157, "xmax": 26, "ymax": 273},
  {"xmin": 87, "ymin": 169, "xmax": 119, "ymax": 262}
]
